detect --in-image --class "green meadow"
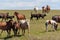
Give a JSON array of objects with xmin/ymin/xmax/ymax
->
[{"xmin": 0, "ymin": 10, "xmax": 60, "ymax": 40}]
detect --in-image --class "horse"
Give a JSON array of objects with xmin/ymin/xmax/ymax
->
[
  {"xmin": 30, "ymin": 13, "xmax": 46, "ymax": 20},
  {"xmin": 45, "ymin": 20, "xmax": 58, "ymax": 32},
  {"xmin": 45, "ymin": 5, "xmax": 50, "ymax": 13},
  {"xmin": 7, "ymin": 15, "xmax": 14, "ymax": 20},
  {"xmin": 0, "ymin": 20, "xmax": 14, "ymax": 36},
  {"xmin": 14, "ymin": 12, "xmax": 26, "ymax": 22},
  {"xmin": 42, "ymin": 5, "xmax": 50, "ymax": 13},
  {"xmin": 19, "ymin": 19, "xmax": 30, "ymax": 35},
  {"xmin": 12, "ymin": 21, "xmax": 20, "ymax": 35},
  {"xmin": 52, "ymin": 15, "xmax": 60, "ymax": 22},
  {"xmin": 12, "ymin": 19, "xmax": 30, "ymax": 36},
  {"xmin": 42, "ymin": 6, "xmax": 46, "ymax": 13},
  {"xmin": 34, "ymin": 6, "xmax": 38, "ymax": 13},
  {"xmin": 0, "ymin": 12, "xmax": 9, "ymax": 21}
]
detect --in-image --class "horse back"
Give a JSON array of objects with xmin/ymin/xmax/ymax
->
[
  {"xmin": 20, "ymin": 22, "xmax": 28, "ymax": 29},
  {"xmin": 0, "ymin": 22, "xmax": 7, "ymax": 30},
  {"xmin": 16, "ymin": 14, "xmax": 25, "ymax": 20}
]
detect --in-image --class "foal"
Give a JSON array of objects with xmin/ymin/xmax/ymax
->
[{"xmin": 45, "ymin": 20, "xmax": 58, "ymax": 32}]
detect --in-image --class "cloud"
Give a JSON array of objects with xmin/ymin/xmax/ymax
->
[{"xmin": 0, "ymin": 0, "xmax": 60, "ymax": 10}]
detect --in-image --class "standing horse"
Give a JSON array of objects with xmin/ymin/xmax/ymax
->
[
  {"xmin": 12, "ymin": 21, "xmax": 20, "ymax": 35},
  {"xmin": 45, "ymin": 20, "xmax": 58, "ymax": 32},
  {"xmin": 0, "ymin": 12, "xmax": 9, "ymax": 21},
  {"xmin": 0, "ymin": 20, "xmax": 14, "ymax": 36},
  {"xmin": 14, "ymin": 12, "xmax": 26, "ymax": 22},
  {"xmin": 46, "ymin": 5, "xmax": 50, "ymax": 13},
  {"xmin": 12, "ymin": 19, "xmax": 30, "ymax": 36},
  {"xmin": 42, "ymin": 6, "xmax": 46, "ymax": 13},
  {"xmin": 34, "ymin": 6, "xmax": 38, "ymax": 13},
  {"xmin": 19, "ymin": 19, "xmax": 30, "ymax": 35},
  {"xmin": 42, "ymin": 5, "xmax": 50, "ymax": 13},
  {"xmin": 52, "ymin": 15, "xmax": 60, "ymax": 22}
]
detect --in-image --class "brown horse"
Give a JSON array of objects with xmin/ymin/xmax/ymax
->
[
  {"xmin": 12, "ymin": 19, "xmax": 30, "ymax": 36},
  {"xmin": 52, "ymin": 15, "xmax": 60, "ymax": 22},
  {"xmin": 12, "ymin": 21, "xmax": 20, "ymax": 35},
  {"xmin": 46, "ymin": 5, "xmax": 50, "ymax": 13},
  {"xmin": 42, "ymin": 5, "xmax": 50, "ymax": 13},
  {"xmin": 0, "ymin": 12, "xmax": 9, "ymax": 21},
  {"xmin": 0, "ymin": 20, "xmax": 14, "ymax": 36},
  {"xmin": 14, "ymin": 12, "xmax": 26, "ymax": 22}
]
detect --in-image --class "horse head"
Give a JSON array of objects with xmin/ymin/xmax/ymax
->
[
  {"xmin": 54, "ymin": 23, "xmax": 58, "ymax": 30},
  {"xmin": 14, "ymin": 12, "xmax": 19, "ymax": 16}
]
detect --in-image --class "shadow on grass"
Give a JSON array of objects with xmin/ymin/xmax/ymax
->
[
  {"xmin": 0, "ymin": 35, "xmax": 22, "ymax": 40},
  {"xmin": 56, "ymin": 28, "xmax": 60, "ymax": 31},
  {"xmin": 40, "ymin": 30, "xmax": 56, "ymax": 34}
]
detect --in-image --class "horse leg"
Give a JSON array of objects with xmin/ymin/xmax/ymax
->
[
  {"xmin": 30, "ymin": 17, "xmax": 33, "ymax": 20},
  {"xmin": 22, "ymin": 29, "xmax": 25, "ymax": 36},
  {"xmin": 1, "ymin": 18, "xmax": 4, "ymax": 21},
  {"xmin": 23, "ymin": 29, "xmax": 25, "ymax": 36},
  {"xmin": 37, "ymin": 17, "xmax": 38, "ymax": 20},
  {"xmin": 45, "ymin": 23, "xmax": 48, "ymax": 32},
  {"xmin": 0, "ymin": 30, "xmax": 3, "ymax": 35},
  {"xmin": 7, "ymin": 30, "xmax": 11, "ymax": 37},
  {"xmin": 17, "ymin": 28, "xmax": 20, "ymax": 35}
]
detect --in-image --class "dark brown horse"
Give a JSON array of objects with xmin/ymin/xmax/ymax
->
[
  {"xmin": 30, "ymin": 13, "xmax": 46, "ymax": 20},
  {"xmin": 0, "ymin": 12, "xmax": 9, "ymax": 21},
  {"xmin": 14, "ymin": 12, "xmax": 26, "ymax": 22},
  {"xmin": 0, "ymin": 20, "xmax": 14, "ymax": 36},
  {"xmin": 52, "ymin": 15, "xmax": 60, "ymax": 22}
]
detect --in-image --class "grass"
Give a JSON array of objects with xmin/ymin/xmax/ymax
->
[{"xmin": 0, "ymin": 10, "xmax": 60, "ymax": 40}]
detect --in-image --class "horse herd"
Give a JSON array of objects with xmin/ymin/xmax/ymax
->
[
  {"xmin": 0, "ymin": 12, "xmax": 30, "ymax": 36},
  {"xmin": 0, "ymin": 11, "xmax": 60, "ymax": 37}
]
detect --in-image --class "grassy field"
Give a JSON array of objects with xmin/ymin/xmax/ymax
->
[{"xmin": 0, "ymin": 10, "xmax": 60, "ymax": 40}]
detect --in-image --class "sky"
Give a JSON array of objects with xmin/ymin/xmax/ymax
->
[{"xmin": 0, "ymin": 0, "xmax": 60, "ymax": 10}]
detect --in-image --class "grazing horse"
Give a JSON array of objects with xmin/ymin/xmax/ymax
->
[
  {"xmin": 0, "ymin": 20, "xmax": 14, "ymax": 36},
  {"xmin": 30, "ymin": 13, "xmax": 46, "ymax": 20},
  {"xmin": 0, "ymin": 12, "xmax": 9, "ymax": 21},
  {"xmin": 45, "ymin": 20, "xmax": 58, "ymax": 32},
  {"xmin": 14, "ymin": 12, "xmax": 26, "ymax": 22},
  {"xmin": 19, "ymin": 19, "xmax": 30, "ymax": 35},
  {"xmin": 52, "ymin": 15, "xmax": 60, "ymax": 22}
]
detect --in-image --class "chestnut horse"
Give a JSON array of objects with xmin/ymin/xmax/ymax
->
[
  {"xmin": 45, "ymin": 20, "xmax": 58, "ymax": 32},
  {"xmin": 14, "ymin": 12, "xmax": 26, "ymax": 22}
]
